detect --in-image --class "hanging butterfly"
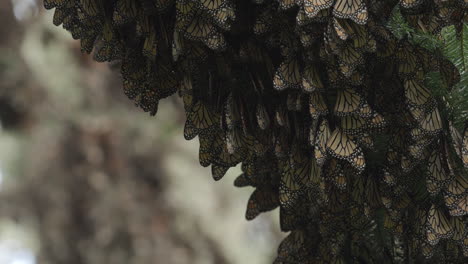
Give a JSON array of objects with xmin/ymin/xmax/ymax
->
[
  {"xmin": 463, "ymin": 125, "xmax": 468, "ymax": 167},
  {"xmin": 246, "ymin": 185, "xmax": 280, "ymax": 220},
  {"xmin": 332, "ymin": 0, "xmax": 368, "ymax": 25},
  {"xmin": 426, "ymin": 204, "xmax": 454, "ymax": 245},
  {"xmin": 274, "ymin": 57, "xmax": 302, "ymax": 91},
  {"xmin": 326, "ymin": 128, "xmax": 365, "ymax": 171},
  {"xmin": 315, "ymin": 119, "xmax": 331, "ymax": 166},
  {"xmin": 303, "ymin": 0, "xmax": 334, "ymax": 18}
]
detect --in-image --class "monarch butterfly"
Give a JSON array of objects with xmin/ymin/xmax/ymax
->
[
  {"xmin": 437, "ymin": 55, "xmax": 461, "ymax": 90},
  {"xmin": 275, "ymin": 230, "xmax": 309, "ymax": 262},
  {"xmin": 278, "ymin": 0, "xmax": 297, "ymax": 10},
  {"xmin": 198, "ymin": 133, "xmax": 214, "ymax": 167},
  {"xmin": 143, "ymin": 31, "xmax": 158, "ymax": 59},
  {"xmin": 184, "ymin": 118, "xmax": 198, "ymax": 140},
  {"xmin": 224, "ymin": 94, "xmax": 240, "ymax": 130},
  {"xmin": 234, "ymin": 173, "xmax": 253, "ymax": 188},
  {"xmin": 214, "ymin": 136, "xmax": 245, "ymax": 168},
  {"xmin": 52, "ymin": 5, "xmax": 72, "ymax": 26},
  {"xmin": 183, "ymin": 15, "xmax": 226, "ymax": 50},
  {"xmin": 445, "ymin": 173, "xmax": 468, "ymax": 199},
  {"xmin": 382, "ymin": 169, "xmax": 397, "ymax": 186},
  {"xmin": 136, "ymin": 88, "xmax": 160, "ymax": 116},
  {"xmin": 175, "ymin": 0, "xmax": 196, "ymax": 29},
  {"xmin": 427, "ymin": 204, "xmax": 454, "ymax": 244},
  {"xmin": 334, "ymin": 89, "xmax": 368, "ymax": 116},
  {"xmin": 279, "ymin": 172, "xmax": 306, "ymax": 211},
  {"xmin": 94, "ymin": 41, "xmax": 124, "ymax": 62},
  {"xmin": 287, "ymin": 147, "xmax": 313, "ymax": 184},
  {"xmin": 368, "ymin": 112, "xmax": 386, "ymax": 129},
  {"xmin": 408, "ymin": 140, "xmax": 428, "ymax": 160},
  {"xmin": 253, "ymin": 8, "xmax": 273, "ymax": 35},
  {"xmin": 152, "ymin": 63, "xmax": 178, "ymax": 100},
  {"xmin": 326, "ymin": 128, "xmax": 365, "ymax": 171},
  {"xmin": 246, "ymin": 186, "xmax": 280, "ymax": 220},
  {"xmin": 463, "ymin": 125, "xmax": 468, "ymax": 167},
  {"xmin": 279, "ymin": 200, "xmax": 309, "ymax": 231},
  {"xmin": 80, "ymin": 33, "xmax": 98, "ymax": 54},
  {"xmin": 409, "ymin": 105, "xmax": 427, "ymax": 122},
  {"xmin": 446, "ymin": 195, "xmax": 468, "ymax": 217},
  {"xmin": 351, "ymin": 171, "xmax": 365, "ymax": 203},
  {"xmin": 302, "ymin": 65, "xmax": 324, "ymax": 92},
  {"xmin": 325, "ymin": 158, "xmax": 348, "ymax": 189},
  {"xmin": 274, "ymin": 130, "xmax": 290, "ymax": 158},
  {"xmin": 211, "ymin": 164, "xmax": 230, "ymax": 181},
  {"xmin": 396, "ymin": 44, "xmax": 419, "ymax": 77},
  {"xmin": 426, "ymin": 149, "xmax": 450, "ymax": 194},
  {"xmin": 198, "ymin": 0, "xmax": 226, "ymax": 11},
  {"xmin": 400, "ymin": 0, "xmax": 423, "ymax": 9},
  {"xmin": 287, "ymin": 92, "xmax": 303, "ymax": 111},
  {"xmin": 420, "ymin": 108, "xmax": 442, "ymax": 136},
  {"xmin": 226, "ymin": 127, "xmax": 244, "ymax": 154},
  {"xmin": 376, "ymin": 38, "xmax": 396, "ymax": 58},
  {"xmin": 336, "ymin": 45, "xmax": 363, "ymax": 72},
  {"xmin": 404, "ymin": 79, "xmax": 432, "ymax": 107},
  {"xmin": 353, "ymin": 25, "xmax": 376, "ymax": 52},
  {"xmin": 256, "ymin": 103, "xmax": 270, "ymax": 130},
  {"xmin": 333, "ymin": 0, "xmax": 368, "ymax": 25},
  {"xmin": 121, "ymin": 58, "xmax": 145, "ymax": 99},
  {"xmin": 187, "ymin": 101, "xmax": 217, "ymax": 130},
  {"xmin": 275, "ymin": 105, "xmax": 290, "ymax": 128},
  {"xmin": 410, "ymin": 128, "xmax": 428, "ymax": 142},
  {"xmin": 274, "ymin": 57, "xmax": 302, "ymax": 91},
  {"xmin": 44, "ymin": 0, "xmax": 68, "ymax": 9},
  {"xmin": 303, "ymin": 0, "xmax": 334, "ymax": 18},
  {"xmin": 155, "ymin": 0, "xmax": 175, "ymax": 11},
  {"xmin": 451, "ymin": 216, "xmax": 465, "ymax": 241},
  {"xmin": 203, "ymin": 31, "xmax": 227, "ymax": 50},
  {"xmin": 80, "ymin": 0, "xmax": 99, "ymax": 17},
  {"xmin": 138, "ymin": 0, "xmax": 173, "ymax": 13},
  {"xmin": 309, "ymin": 92, "xmax": 329, "ymax": 118},
  {"xmin": 308, "ymin": 119, "xmax": 319, "ymax": 147},
  {"xmin": 182, "ymin": 13, "xmax": 212, "ymax": 41},
  {"xmin": 366, "ymin": 174, "xmax": 382, "ymax": 208},
  {"xmin": 340, "ymin": 115, "xmax": 366, "ymax": 135},
  {"xmin": 113, "ymin": 0, "xmax": 139, "ymax": 25},
  {"xmin": 198, "ymin": 0, "xmax": 235, "ymax": 29},
  {"xmin": 315, "ymin": 119, "xmax": 331, "ymax": 166},
  {"xmin": 332, "ymin": 17, "xmax": 351, "ymax": 40}
]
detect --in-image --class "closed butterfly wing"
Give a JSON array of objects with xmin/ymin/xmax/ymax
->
[
  {"xmin": 420, "ymin": 108, "xmax": 442, "ymax": 136},
  {"xmin": 188, "ymin": 101, "xmax": 217, "ymax": 130},
  {"xmin": 246, "ymin": 186, "xmax": 280, "ymax": 220},
  {"xmin": 326, "ymin": 128, "xmax": 365, "ymax": 171},
  {"xmin": 400, "ymin": 0, "xmax": 423, "ymax": 9},
  {"xmin": 113, "ymin": 0, "xmax": 139, "ymax": 25},
  {"xmin": 315, "ymin": 119, "xmax": 331, "ymax": 166},
  {"xmin": 309, "ymin": 92, "xmax": 329, "ymax": 118},
  {"xmin": 303, "ymin": 0, "xmax": 334, "ymax": 18},
  {"xmin": 302, "ymin": 65, "xmax": 324, "ymax": 92},
  {"xmin": 274, "ymin": 57, "xmax": 302, "ymax": 90},
  {"xmin": 333, "ymin": 0, "xmax": 368, "ymax": 25},
  {"xmin": 278, "ymin": 0, "xmax": 297, "ymax": 10},
  {"xmin": 463, "ymin": 125, "xmax": 468, "ymax": 167},
  {"xmin": 404, "ymin": 79, "xmax": 432, "ymax": 107},
  {"xmin": 427, "ymin": 204, "xmax": 454, "ymax": 244},
  {"xmin": 334, "ymin": 89, "xmax": 363, "ymax": 116}
]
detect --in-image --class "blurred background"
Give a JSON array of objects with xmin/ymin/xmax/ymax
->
[{"xmin": 0, "ymin": 1, "xmax": 284, "ymax": 263}]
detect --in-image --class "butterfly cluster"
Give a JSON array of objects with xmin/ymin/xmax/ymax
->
[{"xmin": 44, "ymin": 0, "xmax": 468, "ymax": 262}]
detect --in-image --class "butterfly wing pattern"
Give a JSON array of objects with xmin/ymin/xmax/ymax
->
[{"xmin": 44, "ymin": 0, "xmax": 467, "ymax": 262}]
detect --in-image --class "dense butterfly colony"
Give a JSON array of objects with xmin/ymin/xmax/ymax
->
[{"xmin": 44, "ymin": 0, "xmax": 468, "ymax": 262}]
